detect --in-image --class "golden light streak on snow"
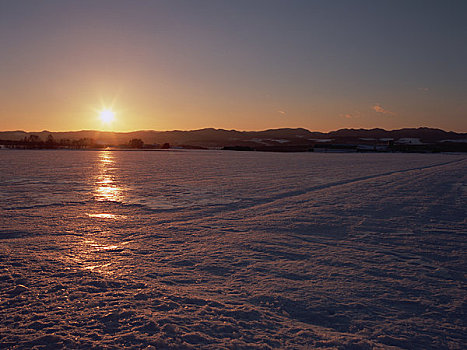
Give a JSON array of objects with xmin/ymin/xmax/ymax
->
[{"xmin": 93, "ymin": 151, "xmax": 124, "ymax": 202}]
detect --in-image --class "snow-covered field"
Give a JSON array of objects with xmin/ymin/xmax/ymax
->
[{"xmin": 0, "ymin": 150, "xmax": 466, "ymax": 349}]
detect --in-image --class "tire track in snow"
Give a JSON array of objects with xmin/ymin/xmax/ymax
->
[
  {"xmin": 217, "ymin": 157, "xmax": 467, "ymax": 215},
  {"xmin": 110, "ymin": 157, "xmax": 466, "ymax": 229}
]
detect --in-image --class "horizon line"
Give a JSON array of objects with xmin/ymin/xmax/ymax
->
[{"xmin": 1, "ymin": 126, "xmax": 466, "ymax": 134}]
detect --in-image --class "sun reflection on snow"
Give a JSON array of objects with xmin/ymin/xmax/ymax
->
[
  {"xmin": 93, "ymin": 151, "xmax": 124, "ymax": 202},
  {"xmin": 68, "ymin": 238, "xmax": 131, "ymax": 275},
  {"xmin": 86, "ymin": 213, "xmax": 124, "ymax": 219},
  {"xmin": 64, "ymin": 151, "xmax": 131, "ymax": 275}
]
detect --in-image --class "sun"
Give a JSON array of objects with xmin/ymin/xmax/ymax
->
[{"xmin": 99, "ymin": 109, "xmax": 115, "ymax": 124}]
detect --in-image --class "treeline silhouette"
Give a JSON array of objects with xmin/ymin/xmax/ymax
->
[
  {"xmin": 0, "ymin": 134, "xmax": 98, "ymax": 149},
  {"xmin": 127, "ymin": 138, "xmax": 170, "ymax": 149},
  {"xmin": 0, "ymin": 135, "xmax": 171, "ymax": 150}
]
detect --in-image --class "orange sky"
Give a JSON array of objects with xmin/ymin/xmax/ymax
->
[{"xmin": 1, "ymin": 1, "xmax": 466, "ymax": 132}]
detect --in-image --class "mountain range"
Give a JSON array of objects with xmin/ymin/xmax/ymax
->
[{"xmin": 1, "ymin": 127, "xmax": 466, "ymax": 151}]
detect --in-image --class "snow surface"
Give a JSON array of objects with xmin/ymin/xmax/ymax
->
[{"xmin": 0, "ymin": 150, "xmax": 466, "ymax": 349}]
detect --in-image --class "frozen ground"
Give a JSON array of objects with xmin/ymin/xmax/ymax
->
[{"xmin": 0, "ymin": 150, "xmax": 466, "ymax": 349}]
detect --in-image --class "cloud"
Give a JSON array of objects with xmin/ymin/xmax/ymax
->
[
  {"xmin": 340, "ymin": 111, "xmax": 361, "ymax": 119},
  {"xmin": 418, "ymin": 87, "xmax": 429, "ymax": 92},
  {"xmin": 277, "ymin": 110, "xmax": 286, "ymax": 115},
  {"xmin": 372, "ymin": 104, "xmax": 395, "ymax": 116}
]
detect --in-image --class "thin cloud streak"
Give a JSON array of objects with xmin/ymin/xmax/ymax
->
[
  {"xmin": 340, "ymin": 111, "xmax": 361, "ymax": 119},
  {"xmin": 372, "ymin": 104, "xmax": 395, "ymax": 116}
]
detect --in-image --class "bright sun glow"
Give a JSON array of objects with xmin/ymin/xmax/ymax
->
[{"xmin": 99, "ymin": 109, "xmax": 115, "ymax": 124}]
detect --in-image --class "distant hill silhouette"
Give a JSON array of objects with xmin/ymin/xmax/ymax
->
[
  {"xmin": 327, "ymin": 127, "xmax": 464, "ymax": 140},
  {"xmin": 1, "ymin": 127, "xmax": 466, "ymax": 151}
]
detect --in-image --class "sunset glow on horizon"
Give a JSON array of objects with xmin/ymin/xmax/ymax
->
[{"xmin": 1, "ymin": 1, "xmax": 466, "ymax": 133}]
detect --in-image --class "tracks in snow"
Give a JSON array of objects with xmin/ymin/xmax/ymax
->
[{"xmin": 213, "ymin": 157, "xmax": 466, "ymax": 217}]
